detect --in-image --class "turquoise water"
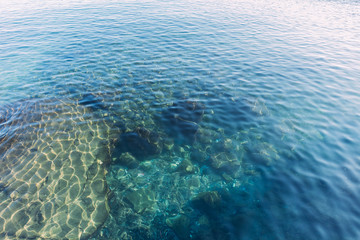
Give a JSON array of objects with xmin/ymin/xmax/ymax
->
[{"xmin": 1, "ymin": 0, "xmax": 360, "ymax": 239}]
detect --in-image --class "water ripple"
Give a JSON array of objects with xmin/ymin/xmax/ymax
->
[{"xmin": 1, "ymin": 0, "xmax": 360, "ymax": 239}]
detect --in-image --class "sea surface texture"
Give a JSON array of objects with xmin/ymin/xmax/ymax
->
[{"xmin": 0, "ymin": 0, "xmax": 360, "ymax": 239}]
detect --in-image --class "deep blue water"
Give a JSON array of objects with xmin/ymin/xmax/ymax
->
[{"xmin": 1, "ymin": 0, "xmax": 360, "ymax": 239}]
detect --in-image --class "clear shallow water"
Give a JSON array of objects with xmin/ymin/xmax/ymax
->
[{"xmin": 1, "ymin": 0, "xmax": 360, "ymax": 239}]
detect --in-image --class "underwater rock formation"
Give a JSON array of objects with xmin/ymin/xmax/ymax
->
[
  {"xmin": 248, "ymin": 142, "xmax": 279, "ymax": 166},
  {"xmin": 209, "ymin": 152, "xmax": 240, "ymax": 174},
  {"xmin": 190, "ymin": 126, "xmax": 243, "ymax": 178},
  {"xmin": 124, "ymin": 188, "xmax": 156, "ymax": 213},
  {"xmin": 191, "ymin": 191, "xmax": 222, "ymax": 214},
  {"xmin": 112, "ymin": 127, "xmax": 163, "ymax": 161},
  {"xmin": 175, "ymin": 159, "xmax": 197, "ymax": 175},
  {"xmin": 0, "ymin": 99, "xmax": 112, "ymax": 239},
  {"xmin": 115, "ymin": 152, "xmax": 139, "ymax": 169},
  {"xmin": 190, "ymin": 148, "xmax": 208, "ymax": 163},
  {"xmin": 166, "ymin": 214, "xmax": 191, "ymax": 240},
  {"xmin": 161, "ymin": 100, "xmax": 205, "ymax": 144}
]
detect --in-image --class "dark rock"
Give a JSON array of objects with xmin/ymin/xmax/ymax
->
[
  {"xmin": 165, "ymin": 214, "xmax": 191, "ymax": 240},
  {"xmin": 151, "ymin": 214, "xmax": 178, "ymax": 240},
  {"xmin": 190, "ymin": 148, "xmax": 207, "ymax": 163},
  {"xmin": 163, "ymin": 136, "xmax": 175, "ymax": 151},
  {"xmin": 191, "ymin": 191, "xmax": 221, "ymax": 214},
  {"xmin": 113, "ymin": 127, "xmax": 163, "ymax": 161},
  {"xmin": 162, "ymin": 100, "xmax": 205, "ymax": 144},
  {"xmin": 175, "ymin": 159, "xmax": 196, "ymax": 175},
  {"xmin": 198, "ymin": 215, "xmax": 210, "ymax": 226},
  {"xmin": 166, "ymin": 203, "xmax": 181, "ymax": 216},
  {"xmin": 115, "ymin": 152, "xmax": 139, "ymax": 169}
]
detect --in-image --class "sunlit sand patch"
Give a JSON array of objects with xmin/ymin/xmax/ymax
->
[{"xmin": 0, "ymin": 98, "xmax": 112, "ymax": 239}]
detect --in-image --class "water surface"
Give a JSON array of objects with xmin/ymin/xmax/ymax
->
[{"xmin": 1, "ymin": 0, "xmax": 360, "ymax": 239}]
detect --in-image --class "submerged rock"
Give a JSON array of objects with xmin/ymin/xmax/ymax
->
[
  {"xmin": 166, "ymin": 214, "xmax": 191, "ymax": 240},
  {"xmin": 210, "ymin": 152, "xmax": 240, "ymax": 174},
  {"xmin": 190, "ymin": 124, "xmax": 245, "ymax": 178},
  {"xmin": 191, "ymin": 191, "xmax": 222, "ymax": 214},
  {"xmin": 113, "ymin": 127, "xmax": 163, "ymax": 161},
  {"xmin": 0, "ymin": 99, "xmax": 112, "ymax": 239},
  {"xmin": 194, "ymin": 127, "xmax": 221, "ymax": 145},
  {"xmin": 163, "ymin": 136, "xmax": 175, "ymax": 151},
  {"xmin": 162, "ymin": 99, "xmax": 205, "ymax": 144},
  {"xmin": 190, "ymin": 148, "xmax": 208, "ymax": 163},
  {"xmin": 249, "ymin": 142, "xmax": 279, "ymax": 166},
  {"xmin": 115, "ymin": 152, "xmax": 139, "ymax": 169},
  {"xmin": 124, "ymin": 188, "xmax": 156, "ymax": 213},
  {"xmin": 175, "ymin": 159, "xmax": 196, "ymax": 175}
]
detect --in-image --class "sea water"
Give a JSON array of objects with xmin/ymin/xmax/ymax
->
[{"xmin": 1, "ymin": 0, "xmax": 360, "ymax": 239}]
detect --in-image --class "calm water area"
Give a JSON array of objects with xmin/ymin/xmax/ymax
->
[{"xmin": 1, "ymin": 0, "xmax": 360, "ymax": 239}]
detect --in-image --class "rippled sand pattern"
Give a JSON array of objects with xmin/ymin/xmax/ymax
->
[{"xmin": 0, "ymin": 99, "xmax": 111, "ymax": 239}]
